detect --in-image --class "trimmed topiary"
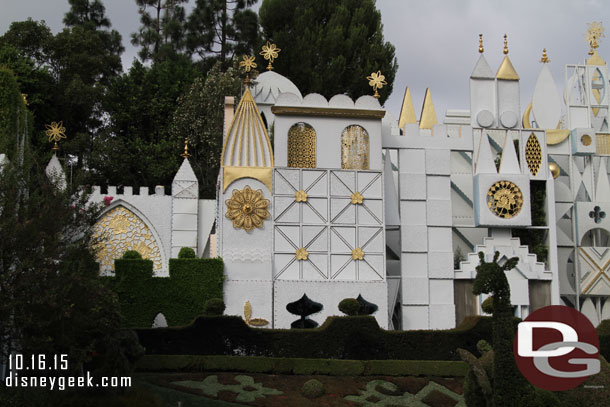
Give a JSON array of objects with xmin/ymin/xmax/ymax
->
[
  {"xmin": 203, "ymin": 298, "xmax": 225, "ymax": 316},
  {"xmin": 178, "ymin": 247, "xmax": 196, "ymax": 259},
  {"xmin": 301, "ymin": 379, "xmax": 324, "ymax": 399},
  {"xmin": 122, "ymin": 250, "xmax": 142, "ymax": 259},
  {"xmin": 338, "ymin": 298, "xmax": 360, "ymax": 316},
  {"xmin": 481, "ymin": 297, "xmax": 494, "ymax": 314}
]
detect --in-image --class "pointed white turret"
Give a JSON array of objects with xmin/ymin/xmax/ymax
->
[
  {"xmin": 532, "ymin": 51, "xmax": 561, "ymax": 129},
  {"xmin": 45, "ymin": 154, "xmax": 67, "ymax": 191},
  {"xmin": 499, "ymin": 134, "xmax": 521, "ymax": 174},
  {"xmin": 470, "ymin": 35, "xmax": 496, "ymax": 128},
  {"xmin": 475, "ymin": 132, "xmax": 497, "ymax": 174},
  {"xmin": 496, "ymin": 35, "xmax": 520, "ymax": 129},
  {"xmin": 596, "ymin": 158, "xmax": 610, "ymax": 201},
  {"xmin": 171, "ymin": 156, "xmax": 199, "ymax": 258}
]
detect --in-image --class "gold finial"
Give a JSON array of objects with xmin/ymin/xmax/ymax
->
[
  {"xmin": 239, "ymin": 55, "xmax": 257, "ymax": 85},
  {"xmin": 478, "ymin": 34, "xmax": 484, "ymax": 53},
  {"xmin": 45, "ymin": 121, "xmax": 66, "ymax": 151},
  {"xmin": 586, "ymin": 21, "xmax": 605, "ymax": 55},
  {"xmin": 366, "ymin": 70, "xmax": 387, "ymax": 99},
  {"xmin": 260, "ymin": 41, "xmax": 281, "ymax": 71},
  {"xmin": 540, "ymin": 48, "xmax": 550, "ymax": 63},
  {"xmin": 21, "ymin": 93, "xmax": 29, "ymax": 106},
  {"xmin": 181, "ymin": 137, "xmax": 190, "ymax": 158},
  {"xmin": 503, "ymin": 34, "xmax": 509, "ymax": 55}
]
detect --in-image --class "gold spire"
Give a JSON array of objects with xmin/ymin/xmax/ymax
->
[
  {"xmin": 496, "ymin": 37, "xmax": 520, "ymax": 81},
  {"xmin": 419, "ymin": 88, "xmax": 438, "ymax": 129},
  {"xmin": 398, "ymin": 86, "xmax": 417, "ymax": 128},
  {"xmin": 503, "ymin": 34, "xmax": 509, "ymax": 55},
  {"xmin": 540, "ymin": 48, "xmax": 549, "ymax": 63},
  {"xmin": 181, "ymin": 137, "xmax": 190, "ymax": 158},
  {"xmin": 45, "ymin": 121, "xmax": 67, "ymax": 151},
  {"xmin": 479, "ymin": 34, "xmax": 484, "ymax": 53},
  {"xmin": 239, "ymin": 55, "xmax": 257, "ymax": 85},
  {"xmin": 260, "ymin": 41, "xmax": 280, "ymax": 71},
  {"xmin": 366, "ymin": 70, "xmax": 387, "ymax": 99}
]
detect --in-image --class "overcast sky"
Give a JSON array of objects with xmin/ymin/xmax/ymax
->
[{"xmin": 2, "ymin": 0, "xmax": 610, "ymax": 120}]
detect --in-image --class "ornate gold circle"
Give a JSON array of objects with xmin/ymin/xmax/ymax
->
[
  {"xmin": 581, "ymin": 134, "xmax": 592, "ymax": 146},
  {"xmin": 487, "ymin": 181, "xmax": 524, "ymax": 219},
  {"xmin": 225, "ymin": 185, "xmax": 270, "ymax": 232}
]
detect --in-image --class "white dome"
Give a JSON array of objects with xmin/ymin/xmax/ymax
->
[{"xmin": 252, "ymin": 71, "xmax": 302, "ymax": 105}]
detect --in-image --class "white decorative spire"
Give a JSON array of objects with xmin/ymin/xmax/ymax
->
[
  {"xmin": 471, "ymin": 54, "xmax": 494, "ymax": 79},
  {"xmin": 45, "ymin": 154, "xmax": 67, "ymax": 191},
  {"xmin": 475, "ymin": 132, "xmax": 497, "ymax": 174},
  {"xmin": 532, "ymin": 57, "xmax": 561, "ymax": 129},
  {"xmin": 499, "ymin": 134, "xmax": 521, "ymax": 174}
]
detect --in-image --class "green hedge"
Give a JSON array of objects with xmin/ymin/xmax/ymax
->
[
  {"xmin": 136, "ymin": 315, "xmax": 516, "ymax": 361},
  {"xmin": 136, "ymin": 355, "xmax": 469, "ymax": 377},
  {"xmin": 105, "ymin": 258, "xmax": 224, "ymax": 328}
]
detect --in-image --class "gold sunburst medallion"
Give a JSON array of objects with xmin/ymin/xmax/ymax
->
[
  {"xmin": 225, "ymin": 186, "xmax": 270, "ymax": 232},
  {"xmin": 487, "ymin": 181, "xmax": 524, "ymax": 219}
]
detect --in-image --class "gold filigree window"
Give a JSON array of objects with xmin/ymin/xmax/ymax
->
[
  {"xmin": 525, "ymin": 133, "xmax": 542, "ymax": 176},
  {"xmin": 341, "ymin": 125, "xmax": 369, "ymax": 170},
  {"xmin": 487, "ymin": 181, "xmax": 524, "ymax": 219},
  {"xmin": 288, "ymin": 122, "xmax": 316, "ymax": 168}
]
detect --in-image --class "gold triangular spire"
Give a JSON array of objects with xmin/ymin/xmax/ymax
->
[
  {"xmin": 587, "ymin": 50, "xmax": 606, "ymax": 66},
  {"xmin": 496, "ymin": 56, "xmax": 519, "ymax": 80},
  {"xmin": 419, "ymin": 88, "xmax": 438, "ymax": 129},
  {"xmin": 398, "ymin": 86, "xmax": 417, "ymax": 128}
]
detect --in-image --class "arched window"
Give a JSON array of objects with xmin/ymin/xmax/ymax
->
[
  {"xmin": 288, "ymin": 122, "xmax": 316, "ymax": 168},
  {"xmin": 341, "ymin": 125, "xmax": 369, "ymax": 169}
]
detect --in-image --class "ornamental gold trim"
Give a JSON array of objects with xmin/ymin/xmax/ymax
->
[
  {"xmin": 352, "ymin": 248, "xmax": 365, "ymax": 260},
  {"xmin": 296, "ymin": 247, "xmax": 309, "ymax": 261},
  {"xmin": 225, "ymin": 186, "xmax": 270, "ymax": 232},
  {"xmin": 350, "ymin": 191, "xmax": 364, "ymax": 205},
  {"xmin": 295, "ymin": 190, "xmax": 308, "ymax": 203},
  {"xmin": 271, "ymin": 106, "xmax": 385, "ymax": 119},
  {"xmin": 244, "ymin": 301, "xmax": 269, "ymax": 327},
  {"xmin": 487, "ymin": 181, "xmax": 524, "ymax": 219},
  {"xmin": 223, "ymin": 166, "xmax": 272, "ymax": 193}
]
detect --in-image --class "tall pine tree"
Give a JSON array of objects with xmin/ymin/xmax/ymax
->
[{"xmin": 259, "ymin": 0, "xmax": 397, "ymax": 103}]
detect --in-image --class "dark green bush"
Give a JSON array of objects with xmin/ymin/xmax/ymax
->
[
  {"xmin": 178, "ymin": 247, "xmax": 196, "ymax": 259},
  {"xmin": 338, "ymin": 298, "xmax": 360, "ymax": 316},
  {"xmin": 105, "ymin": 258, "xmax": 224, "ymax": 327},
  {"xmin": 301, "ymin": 379, "xmax": 324, "ymax": 398},
  {"xmin": 122, "ymin": 250, "xmax": 142, "ymax": 259},
  {"xmin": 481, "ymin": 297, "xmax": 494, "ymax": 314},
  {"xmin": 203, "ymin": 298, "xmax": 225, "ymax": 316}
]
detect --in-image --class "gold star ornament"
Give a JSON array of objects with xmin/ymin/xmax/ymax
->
[
  {"xmin": 240, "ymin": 55, "xmax": 257, "ymax": 72},
  {"xmin": 366, "ymin": 70, "xmax": 387, "ymax": 99},
  {"xmin": 45, "ymin": 121, "xmax": 67, "ymax": 151},
  {"xmin": 586, "ymin": 21, "xmax": 605, "ymax": 54},
  {"xmin": 260, "ymin": 41, "xmax": 281, "ymax": 70}
]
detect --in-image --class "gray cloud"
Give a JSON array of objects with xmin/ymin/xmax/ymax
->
[{"xmin": 2, "ymin": 0, "xmax": 610, "ymax": 120}]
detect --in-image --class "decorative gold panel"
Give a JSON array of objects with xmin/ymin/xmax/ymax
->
[
  {"xmin": 93, "ymin": 206, "xmax": 162, "ymax": 272},
  {"xmin": 341, "ymin": 125, "xmax": 369, "ymax": 170},
  {"xmin": 225, "ymin": 185, "xmax": 270, "ymax": 232},
  {"xmin": 288, "ymin": 122, "xmax": 316, "ymax": 168},
  {"xmin": 597, "ymin": 133, "xmax": 610, "ymax": 155},
  {"xmin": 525, "ymin": 133, "xmax": 542, "ymax": 176},
  {"xmin": 487, "ymin": 181, "xmax": 524, "ymax": 219}
]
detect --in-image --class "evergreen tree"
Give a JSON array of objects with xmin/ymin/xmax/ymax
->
[
  {"xmin": 170, "ymin": 60, "xmax": 242, "ymax": 198},
  {"xmin": 186, "ymin": 0, "xmax": 260, "ymax": 68},
  {"xmin": 131, "ymin": 0, "xmax": 188, "ymax": 62},
  {"xmin": 258, "ymin": 0, "xmax": 398, "ymax": 103}
]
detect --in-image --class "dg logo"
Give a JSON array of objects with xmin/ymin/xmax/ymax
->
[{"xmin": 513, "ymin": 305, "xmax": 601, "ymax": 391}]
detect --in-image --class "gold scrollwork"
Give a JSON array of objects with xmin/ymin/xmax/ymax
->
[
  {"xmin": 487, "ymin": 181, "xmax": 524, "ymax": 219},
  {"xmin": 225, "ymin": 186, "xmax": 270, "ymax": 232}
]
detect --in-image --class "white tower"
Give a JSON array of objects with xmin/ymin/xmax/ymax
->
[{"xmin": 171, "ymin": 145, "xmax": 199, "ymax": 258}]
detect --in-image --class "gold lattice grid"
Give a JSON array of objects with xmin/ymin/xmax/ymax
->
[
  {"xmin": 288, "ymin": 123, "xmax": 316, "ymax": 168},
  {"xmin": 525, "ymin": 133, "xmax": 542, "ymax": 176}
]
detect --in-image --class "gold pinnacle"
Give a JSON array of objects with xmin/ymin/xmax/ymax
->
[
  {"xmin": 366, "ymin": 70, "xmax": 387, "ymax": 99},
  {"xmin": 260, "ymin": 41, "xmax": 281, "ymax": 71},
  {"xmin": 45, "ymin": 121, "xmax": 67, "ymax": 152},
  {"xmin": 540, "ymin": 48, "xmax": 549, "ymax": 63},
  {"xmin": 181, "ymin": 137, "xmax": 190, "ymax": 158},
  {"xmin": 479, "ymin": 34, "xmax": 484, "ymax": 53},
  {"xmin": 586, "ymin": 21, "xmax": 604, "ymax": 55},
  {"xmin": 503, "ymin": 34, "xmax": 509, "ymax": 55},
  {"xmin": 239, "ymin": 55, "xmax": 257, "ymax": 86}
]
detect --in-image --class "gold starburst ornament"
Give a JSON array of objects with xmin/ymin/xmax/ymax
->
[
  {"xmin": 225, "ymin": 186, "xmax": 270, "ymax": 232},
  {"xmin": 586, "ymin": 21, "xmax": 605, "ymax": 54},
  {"xmin": 260, "ymin": 41, "xmax": 281, "ymax": 70},
  {"xmin": 240, "ymin": 55, "xmax": 257, "ymax": 85},
  {"xmin": 295, "ymin": 189, "xmax": 308, "ymax": 203},
  {"xmin": 296, "ymin": 247, "xmax": 309, "ymax": 261},
  {"xmin": 352, "ymin": 248, "xmax": 365, "ymax": 261},
  {"xmin": 366, "ymin": 70, "xmax": 387, "ymax": 99},
  {"xmin": 350, "ymin": 191, "xmax": 364, "ymax": 205},
  {"xmin": 45, "ymin": 121, "xmax": 67, "ymax": 151}
]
